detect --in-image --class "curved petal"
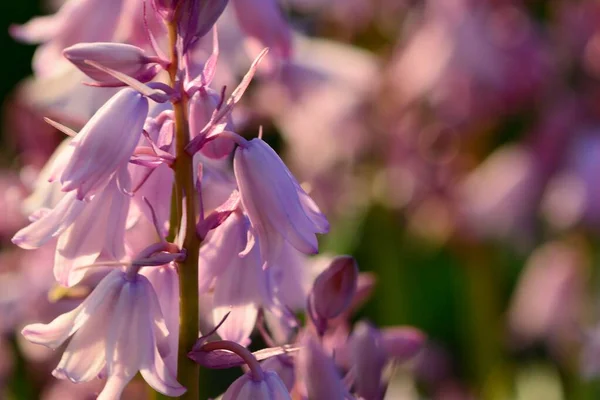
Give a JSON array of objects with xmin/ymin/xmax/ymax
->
[{"xmin": 12, "ymin": 191, "xmax": 85, "ymax": 250}]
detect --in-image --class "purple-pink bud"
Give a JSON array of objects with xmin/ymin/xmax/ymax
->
[
  {"xmin": 63, "ymin": 43, "xmax": 160, "ymax": 86},
  {"xmin": 308, "ymin": 256, "xmax": 358, "ymax": 327},
  {"xmin": 296, "ymin": 333, "xmax": 346, "ymax": 400},
  {"xmin": 380, "ymin": 326, "xmax": 425, "ymax": 362},
  {"xmin": 222, "ymin": 370, "xmax": 290, "ymax": 400},
  {"xmin": 177, "ymin": 0, "xmax": 229, "ymax": 53},
  {"xmin": 350, "ymin": 322, "xmax": 387, "ymax": 400}
]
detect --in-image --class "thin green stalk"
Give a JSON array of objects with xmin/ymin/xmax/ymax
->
[{"xmin": 166, "ymin": 20, "xmax": 201, "ymax": 400}]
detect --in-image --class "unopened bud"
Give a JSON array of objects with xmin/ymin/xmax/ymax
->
[
  {"xmin": 177, "ymin": 0, "xmax": 229, "ymax": 53},
  {"xmin": 296, "ymin": 333, "xmax": 346, "ymax": 400},
  {"xmin": 63, "ymin": 43, "xmax": 160, "ymax": 86},
  {"xmin": 350, "ymin": 321, "xmax": 387, "ymax": 400},
  {"xmin": 308, "ymin": 256, "xmax": 358, "ymax": 332},
  {"xmin": 381, "ymin": 326, "xmax": 425, "ymax": 362}
]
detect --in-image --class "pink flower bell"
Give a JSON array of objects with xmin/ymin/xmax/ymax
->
[
  {"xmin": 21, "ymin": 269, "xmax": 185, "ymax": 399},
  {"xmin": 60, "ymin": 88, "xmax": 148, "ymax": 200},
  {"xmin": 222, "ymin": 370, "xmax": 291, "ymax": 400},
  {"xmin": 233, "ymin": 138, "xmax": 329, "ymax": 264},
  {"xmin": 232, "ymin": 0, "xmax": 293, "ymax": 60}
]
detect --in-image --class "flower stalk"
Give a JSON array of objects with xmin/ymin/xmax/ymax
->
[{"xmin": 167, "ymin": 18, "xmax": 201, "ymax": 400}]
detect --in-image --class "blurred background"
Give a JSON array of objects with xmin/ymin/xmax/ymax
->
[{"xmin": 4, "ymin": 0, "xmax": 600, "ymax": 399}]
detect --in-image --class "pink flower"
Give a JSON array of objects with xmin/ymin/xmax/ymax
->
[
  {"xmin": 232, "ymin": 0, "xmax": 293, "ymax": 60},
  {"xmin": 54, "ymin": 169, "xmax": 132, "ymax": 286},
  {"xmin": 296, "ymin": 333, "xmax": 347, "ymax": 400},
  {"xmin": 222, "ymin": 370, "xmax": 291, "ymax": 399},
  {"xmin": 63, "ymin": 43, "xmax": 161, "ymax": 86},
  {"xmin": 10, "ymin": 0, "xmax": 126, "ymax": 77},
  {"xmin": 200, "ymin": 212, "xmax": 270, "ymax": 345},
  {"xmin": 60, "ymin": 88, "xmax": 148, "ymax": 200},
  {"xmin": 177, "ymin": 0, "xmax": 229, "ymax": 53},
  {"xmin": 22, "ymin": 269, "xmax": 185, "ymax": 399},
  {"xmin": 12, "ymin": 191, "xmax": 85, "ymax": 250},
  {"xmin": 233, "ymin": 138, "xmax": 329, "ymax": 264}
]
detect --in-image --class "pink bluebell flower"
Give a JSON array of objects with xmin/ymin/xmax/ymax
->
[
  {"xmin": 59, "ymin": 88, "xmax": 148, "ymax": 200},
  {"xmin": 222, "ymin": 369, "xmax": 291, "ymax": 399},
  {"xmin": 21, "ymin": 268, "xmax": 185, "ymax": 399},
  {"xmin": 233, "ymin": 138, "xmax": 329, "ymax": 264}
]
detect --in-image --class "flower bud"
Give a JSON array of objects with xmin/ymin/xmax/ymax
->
[
  {"xmin": 296, "ymin": 333, "xmax": 346, "ymax": 400},
  {"xmin": 63, "ymin": 43, "xmax": 160, "ymax": 86},
  {"xmin": 177, "ymin": 0, "xmax": 229, "ymax": 53},
  {"xmin": 308, "ymin": 256, "xmax": 358, "ymax": 330},
  {"xmin": 350, "ymin": 322, "xmax": 387, "ymax": 400},
  {"xmin": 381, "ymin": 326, "xmax": 425, "ymax": 362},
  {"xmin": 222, "ymin": 370, "xmax": 290, "ymax": 400}
]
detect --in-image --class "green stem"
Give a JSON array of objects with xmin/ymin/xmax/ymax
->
[
  {"xmin": 454, "ymin": 241, "xmax": 512, "ymax": 400},
  {"xmin": 166, "ymin": 21, "xmax": 201, "ymax": 400}
]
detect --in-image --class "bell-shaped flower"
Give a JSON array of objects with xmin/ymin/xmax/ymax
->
[
  {"xmin": 21, "ymin": 269, "xmax": 185, "ymax": 399},
  {"xmin": 10, "ymin": 0, "xmax": 126, "ymax": 77},
  {"xmin": 233, "ymin": 138, "xmax": 329, "ymax": 265},
  {"xmin": 60, "ymin": 88, "xmax": 148, "ymax": 200},
  {"xmin": 222, "ymin": 370, "xmax": 291, "ymax": 400},
  {"xmin": 12, "ymin": 191, "xmax": 86, "ymax": 250},
  {"xmin": 63, "ymin": 43, "xmax": 162, "ymax": 86},
  {"xmin": 54, "ymin": 169, "xmax": 132, "ymax": 287},
  {"xmin": 200, "ymin": 212, "xmax": 270, "ymax": 345},
  {"xmin": 260, "ymin": 355, "xmax": 295, "ymax": 392},
  {"xmin": 142, "ymin": 263, "xmax": 180, "ymax": 372},
  {"xmin": 232, "ymin": 0, "xmax": 292, "ymax": 61}
]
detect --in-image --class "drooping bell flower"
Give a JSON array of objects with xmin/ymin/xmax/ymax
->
[
  {"xmin": 54, "ymin": 168, "xmax": 132, "ymax": 287},
  {"xmin": 12, "ymin": 191, "xmax": 86, "ymax": 250},
  {"xmin": 21, "ymin": 268, "xmax": 186, "ymax": 399},
  {"xmin": 10, "ymin": 0, "xmax": 125, "ymax": 77},
  {"xmin": 59, "ymin": 88, "xmax": 148, "ymax": 200},
  {"xmin": 63, "ymin": 43, "xmax": 162, "ymax": 86},
  {"xmin": 233, "ymin": 138, "xmax": 329, "ymax": 265},
  {"xmin": 200, "ymin": 212, "xmax": 270, "ymax": 345},
  {"xmin": 231, "ymin": 0, "xmax": 292, "ymax": 61},
  {"xmin": 222, "ymin": 370, "xmax": 291, "ymax": 400}
]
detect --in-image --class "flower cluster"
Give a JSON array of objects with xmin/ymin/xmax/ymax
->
[{"xmin": 6, "ymin": 0, "xmax": 424, "ymax": 398}]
